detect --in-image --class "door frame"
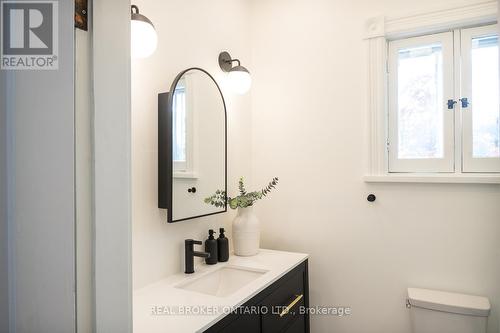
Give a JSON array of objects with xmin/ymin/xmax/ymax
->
[{"xmin": 92, "ymin": 0, "xmax": 132, "ymax": 331}]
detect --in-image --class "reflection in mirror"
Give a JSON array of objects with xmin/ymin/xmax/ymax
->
[
  {"xmin": 173, "ymin": 78, "xmax": 190, "ymax": 173},
  {"xmin": 158, "ymin": 68, "xmax": 227, "ymax": 222}
]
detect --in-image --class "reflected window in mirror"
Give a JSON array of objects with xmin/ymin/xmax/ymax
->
[
  {"xmin": 173, "ymin": 77, "xmax": 195, "ymax": 176},
  {"xmin": 173, "ymin": 80, "xmax": 187, "ymax": 170}
]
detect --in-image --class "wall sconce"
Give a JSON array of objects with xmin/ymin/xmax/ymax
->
[
  {"xmin": 218, "ymin": 51, "xmax": 252, "ymax": 94},
  {"xmin": 131, "ymin": 5, "xmax": 158, "ymax": 59}
]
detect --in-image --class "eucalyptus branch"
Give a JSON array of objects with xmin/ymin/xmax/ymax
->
[
  {"xmin": 205, "ymin": 177, "xmax": 279, "ymax": 210},
  {"xmin": 261, "ymin": 177, "xmax": 279, "ymax": 197},
  {"xmin": 203, "ymin": 189, "xmax": 227, "ymax": 208},
  {"xmin": 238, "ymin": 177, "xmax": 247, "ymax": 196}
]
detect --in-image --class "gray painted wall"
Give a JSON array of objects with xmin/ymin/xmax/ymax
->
[
  {"xmin": 0, "ymin": 0, "xmax": 76, "ymax": 332},
  {"xmin": 0, "ymin": 63, "xmax": 10, "ymax": 333}
]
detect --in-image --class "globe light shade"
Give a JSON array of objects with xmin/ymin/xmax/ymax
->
[
  {"xmin": 131, "ymin": 8, "xmax": 157, "ymax": 59},
  {"xmin": 227, "ymin": 66, "xmax": 252, "ymax": 94}
]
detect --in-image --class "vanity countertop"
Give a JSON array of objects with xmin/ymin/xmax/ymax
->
[{"xmin": 133, "ymin": 249, "xmax": 309, "ymax": 333}]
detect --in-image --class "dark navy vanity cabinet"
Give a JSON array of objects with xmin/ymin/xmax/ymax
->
[{"xmin": 205, "ymin": 260, "xmax": 309, "ymax": 333}]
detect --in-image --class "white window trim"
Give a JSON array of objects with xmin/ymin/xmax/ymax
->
[{"xmin": 364, "ymin": 1, "xmax": 500, "ymax": 184}]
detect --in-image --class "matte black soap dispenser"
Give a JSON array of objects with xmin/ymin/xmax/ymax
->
[
  {"xmin": 205, "ymin": 229, "xmax": 218, "ymax": 265},
  {"xmin": 217, "ymin": 228, "xmax": 229, "ymax": 262}
]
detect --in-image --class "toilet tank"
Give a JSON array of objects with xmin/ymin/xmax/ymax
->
[{"xmin": 407, "ymin": 288, "xmax": 490, "ymax": 333}]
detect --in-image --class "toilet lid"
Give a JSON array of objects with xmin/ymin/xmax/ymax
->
[{"xmin": 407, "ymin": 288, "xmax": 490, "ymax": 317}]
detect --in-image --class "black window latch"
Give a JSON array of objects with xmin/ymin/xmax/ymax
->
[
  {"xmin": 459, "ymin": 98, "xmax": 469, "ymax": 108},
  {"xmin": 447, "ymin": 99, "xmax": 457, "ymax": 109}
]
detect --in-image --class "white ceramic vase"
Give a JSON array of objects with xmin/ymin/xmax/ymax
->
[{"xmin": 232, "ymin": 206, "xmax": 260, "ymax": 256}]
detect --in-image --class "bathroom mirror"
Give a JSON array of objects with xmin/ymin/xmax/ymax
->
[{"xmin": 158, "ymin": 68, "xmax": 227, "ymax": 222}]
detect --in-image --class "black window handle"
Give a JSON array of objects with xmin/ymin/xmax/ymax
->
[
  {"xmin": 187, "ymin": 187, "xmax": 197, "ymax": 193},
  {"xmin": 459, "ymin": 98, "xmax": 469, "ymax": 108},
  {"xmin": 447, "ymin": 99, "xmax": 456, "ymax": 109}
]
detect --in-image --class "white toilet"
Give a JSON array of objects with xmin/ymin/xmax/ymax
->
[{"xmin": 407, "ymin": 288, "xmax": 490, "ymax": 333}]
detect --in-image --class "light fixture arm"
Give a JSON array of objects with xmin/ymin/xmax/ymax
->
[
  {"xmin": 130, "ymin": 4, "xmax": 155, "ymax": 28},
  {"xmin": 219, "ymin": 51, "xmax": 244, "ymax": 72},
  {"xmin": 218, "ymin": 51, "xmax": 252, "ymax": 94},
  {"xmin": 227, "ymin": 58, "xmax": 241, "ymax": 67}
]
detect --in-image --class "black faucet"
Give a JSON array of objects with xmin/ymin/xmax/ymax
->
[{"xmin": 185, "ymin": 239, "xmax": 210, "ymax": 274}]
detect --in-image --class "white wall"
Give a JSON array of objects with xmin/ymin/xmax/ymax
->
[
  {"xmin": 250, "ymin": 0, "xmax": 500, "ymax": 333},
  {"xmin": 132, "ymin": 0, "xmax": 253, "ymax": 289}
]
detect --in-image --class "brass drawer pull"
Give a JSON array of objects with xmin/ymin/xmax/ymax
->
[{"xmin": 279, "ymin": 294, "xmax": 304, "ymax": 317}]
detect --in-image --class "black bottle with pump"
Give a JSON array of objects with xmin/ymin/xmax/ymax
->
[
  {"xmin": 204, "ymin": 229, "xmax": 218, "ymax": 265},
  {"xmin": 217, "ymin": 228, "xmax": 229, "ymax": 262}
]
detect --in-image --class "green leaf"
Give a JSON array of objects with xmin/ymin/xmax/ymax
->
[{"xmin": 229, "ymin": 198, "xmax": 238, "ymax": 209}]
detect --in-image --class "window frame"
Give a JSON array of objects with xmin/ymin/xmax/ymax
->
[
  {"xmin": 364, "ymin": 1, "xmax": 500, "ymax": 184},
  {"xmin": 388, "ymin": 32, "xmax": 455, "ymax": 173},
  {"xmin": 460, "ymin": 24, "xmax": 500, "ymax": 173}
]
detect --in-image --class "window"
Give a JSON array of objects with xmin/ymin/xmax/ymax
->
[
  {"xmin": 172, "ymin": 77, "xmax": 195, "ymax": 175},
  {"xmin": 173, "ymin": 81, "xmax": 187, "ymax": 170},
  {"xmin": 387, "ymin": 25, "xmax": 500, "ymax": 174}
]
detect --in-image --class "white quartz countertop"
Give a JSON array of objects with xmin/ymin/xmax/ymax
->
[{"xmin": 133, "ymin": 249, "xmax": 309, "ymax": 333}]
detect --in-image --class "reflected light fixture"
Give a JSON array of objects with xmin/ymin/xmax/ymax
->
[
  {"xmin": 218, "ymin": 51, "xmax": 252, "ymax": 94},
  {"xmin": 131, "ymin": 5, "xmax": 158, "ymax": 59}
]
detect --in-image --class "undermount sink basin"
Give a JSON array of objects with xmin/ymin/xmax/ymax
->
[{"xmin": 176, "ymin": 265, "xmax": 268, "ymax": 297}]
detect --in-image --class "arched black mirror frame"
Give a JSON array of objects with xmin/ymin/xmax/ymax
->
[{"xmin": 158, "ymin": 67, "xmax": 228, "ymax": 223}]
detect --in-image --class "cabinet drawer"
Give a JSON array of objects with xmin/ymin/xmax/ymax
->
[
  {"xmin": 261, "ymin": 267, "xmax": 305, "ymax": 333},
  {"xmin": 219, "ymin": 313, "xmax": 260, "ymax": 333},
  {"xmin": 285, "ymin": 315, "xmax": 306, "ymax": 333},
  {"xmin": 204, "ymin": 260, "xmax": 309, "ymax": 333}
]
